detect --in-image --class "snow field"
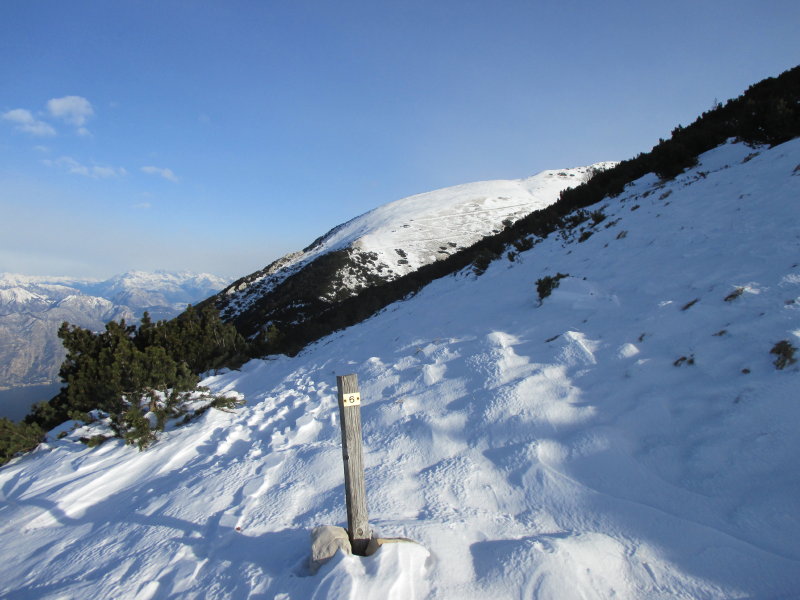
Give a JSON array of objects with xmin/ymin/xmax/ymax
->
[{"xmin": 1, "ymin": 140, "xmax": 799, "ymax": 598}]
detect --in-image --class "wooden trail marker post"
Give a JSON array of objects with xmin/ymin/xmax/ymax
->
[{"xmin": 336, "ymin": 373, "xmax": 370, "ymax": 555}]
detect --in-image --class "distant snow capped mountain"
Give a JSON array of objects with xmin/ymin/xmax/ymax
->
[
  {"xmin": 0, "ymin": 273, "xmax": 98, "ymax": 288},
  {"xmin": 87, "ymin": 270, "xmax": 229, "ymax": 309},
  {"xmin": 214, "ymin": 163, "xmax": 615, "ymax": 338},
  {"xmin": 0, "ymin": 271, "xmax": 229, "ymax": 390},
  {"xmin": 54, "ymin": 294, "xmax": 124, "ymax": 319},
  {"xmin": 0, "ymin": 288, "xmax": 51, "ymax": 315}
]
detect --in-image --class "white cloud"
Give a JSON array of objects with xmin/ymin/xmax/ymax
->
[
  {"xmin": 46, "ymin": 96, "xmax": 94, "ymax": 127},
  {"xmin": 43, "ymin": 156, "xmax": 86, "ymax": 176},
  {"xmin": 44, "ymin": 156, "xmax": 127, "ymax": 179},
  {"xmin": 133, "ymin": 202, "xmax": 152, "ymax": 210},
  {"xmin": 2, "ymin": 108, "xmax": 56, "ymax": 136},
  {"xmin": 91, "ymin": 165, "xmax": 127, "ymax": 178},
  {"xmin": 141, "ymin": 165, "xmax": 179, "ymax": 183}
]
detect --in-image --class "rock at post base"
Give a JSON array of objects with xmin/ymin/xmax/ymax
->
[{"xmin": 309, "ymin": 525, "xmax": 352, "ymax": 574}]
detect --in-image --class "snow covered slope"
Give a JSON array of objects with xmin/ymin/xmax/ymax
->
[
  {"xmin": 215, "ymin": 164, "xmax": 613, "ymax": 335},
  {"xmin": 296, "ymin": 165, "xmax": 614, "ymax": 276},
  {"xmin": 2, "ymin": 139, "xmax": 799, "ymax": 598}
]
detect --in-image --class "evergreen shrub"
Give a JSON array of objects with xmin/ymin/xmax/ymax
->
[
  {"xmin": 0, "ymin": 419, "xmax": 43, "ymax": 466},
  {"xmin": 771, "ymin": 340, "xmax": 798, "ymax": 370},
  {"xmin": 536, "ymin": 273, "xmax": 569, "ymax": 302}
]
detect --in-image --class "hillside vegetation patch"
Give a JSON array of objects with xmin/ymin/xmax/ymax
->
[
  {"xmin": 0, "ymin": 305, "xmax": 250, "ymax": 462},
  {"xmin": 536, "ymin": 273, "xmax": 569, "ymax": 302},
  {"xmin": 770, "ymin": 340, "xmax": 798, "ymax": 370}
]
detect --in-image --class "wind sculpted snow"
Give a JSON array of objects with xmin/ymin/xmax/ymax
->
[{"xmin": 1, "ymin": 140, "xmax": 799, "ymax": 598}]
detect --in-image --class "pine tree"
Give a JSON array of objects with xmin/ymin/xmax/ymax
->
[{"xmin": 0, "ymin": 419, "xmax": 43, "ymax": 465}]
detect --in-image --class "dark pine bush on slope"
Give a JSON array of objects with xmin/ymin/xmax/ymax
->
[
  {"xmin": 556, "ymin": 65, "xmax": 800, "ymax": 210},
  {"xmin": 537, "ymin": 273, "xmax": 569, "ymax": 302},
  {"xmin": 0, "ymin": 419, "xmax": 43, "ymax": 466},
  {"xmin": 771, "ymin": 340, "xmax": 798, "ymax": 370},
  {"xmin": 25, "ymin": 305, "xmax": 247, "ymax": 435}
]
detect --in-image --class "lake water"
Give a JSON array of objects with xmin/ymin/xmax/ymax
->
[{"xmin": 0, "ymin": 383, "xmax": 62, "ymax": 422}]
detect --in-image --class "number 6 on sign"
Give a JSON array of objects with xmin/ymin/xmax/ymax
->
[{"xmin": 343, "ymin": 393, "xmax": 361, "ymax": 406}]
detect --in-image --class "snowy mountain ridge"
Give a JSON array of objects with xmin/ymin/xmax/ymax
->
[
  {"xmin": 90, "ymin": 270, "xmax": 229, "ymax": 307},
  {"xmin": 298, "ymin": 165, "xmax": 617, "ymax": 269},
  {"xmin": 0, "ymin": 270, "xmax": 229, "ymax": 307},
  {"xmin": 1, "ymin": 138, "xmax": 798, "ymax": 598},
  {"xmin": 216, "ymin": 163, "xmax": 615, "ymax": 337}
]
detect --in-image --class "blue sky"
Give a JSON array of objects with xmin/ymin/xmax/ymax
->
[{"xmin": 1, "ymin": 1, "xmax": 798, "ymax": 280}]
